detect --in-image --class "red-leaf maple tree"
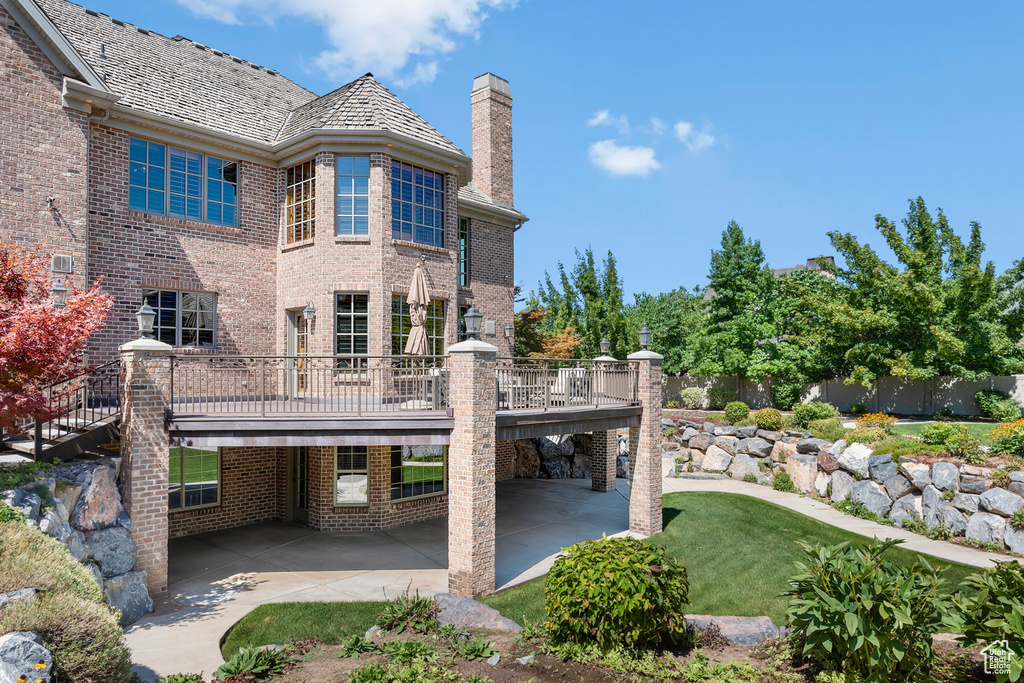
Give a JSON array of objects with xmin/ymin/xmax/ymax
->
[{"xmin": 0, "ymin": 241, "xmax": 111, "ymax": 436}]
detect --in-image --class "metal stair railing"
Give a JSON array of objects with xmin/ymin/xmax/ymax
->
[{"xmin": 29, "ymin": 360, "xmax": 123, "ymax": 460}]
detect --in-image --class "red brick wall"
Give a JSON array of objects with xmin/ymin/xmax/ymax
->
[
  {"xmin": 463, "ymin": 217, "xmax": 515, "ymax": 357},
  {"xmin": 0, "ymin": 7, "xmax": 90, "ymax": 292},
  {"xmin": 471, "ymin": 86, "xmax": 513, "ymax": 206}
]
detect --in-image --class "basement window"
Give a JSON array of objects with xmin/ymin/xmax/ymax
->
[
  {"xmin": 390, "ymin": 445, "xmax": 446, "ymax": 501},
  {"xmin": 168, "ymin": 447, "xmax": 220, "ymax": 510}
]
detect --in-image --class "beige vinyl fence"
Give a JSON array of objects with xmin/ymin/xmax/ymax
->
[{"xmin": 663, "ymin": 375, "xmax": 1024, "ymax": 416}]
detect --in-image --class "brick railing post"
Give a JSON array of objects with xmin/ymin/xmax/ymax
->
[
  {"xmin": 120, "ymin": 338, "xmax": 173, "ymax": 597},
  {"xmin": 446, "ymin": 339, "xmax": 498, "ymax": 597},
  {"xmin": 626, "ymin": 350, "xmax": 663, "ymax": 537}
]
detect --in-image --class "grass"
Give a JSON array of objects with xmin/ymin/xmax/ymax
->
[
  {"xmin": 891, "ymin": 421, "xmax": 997, "ymax": 446},
  {"xmin": 222, "ymin": 601, "xmax": 382, "ymax": 658}
]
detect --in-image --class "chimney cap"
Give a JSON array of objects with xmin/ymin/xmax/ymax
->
[{"xmin": 472, "ymin": 72, "xmax": 511, "ymax": 97}]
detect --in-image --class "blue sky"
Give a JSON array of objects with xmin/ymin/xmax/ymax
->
[{"xmin": 79, "ymin": 0, "xmax": 1024, "ymax": 301}]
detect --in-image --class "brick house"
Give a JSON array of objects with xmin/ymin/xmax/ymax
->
[{"xmin": 2, "ymin": 0, "xmax": 662, "ymax": 599}]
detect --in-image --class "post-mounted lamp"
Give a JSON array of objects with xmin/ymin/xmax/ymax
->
[
  {"xmin": 638, "ymin": 325, "xmax": 652, "ymax": 351},
  {"xmin": 599, "ymin": 337, "xmax": 610, "ymax": 355},
  {"xmin": 136, "ymin": 303, "xmax": 156, "ymax": 339},
  {"xmin": 463, "ymin": 305, "xmax": 483, "ymax": 341}
]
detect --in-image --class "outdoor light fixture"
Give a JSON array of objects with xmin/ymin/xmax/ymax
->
[
  {"xmin": 503, "ymin": 323, "xmax": 514, "ymax": 338},
  {"xmin": 600, "ymin": 337, "xmax": 610, "ymax": 355},
  {"xmin": 463, "ymin": 305, "xmax": 483, "ymax": 340},
  {"xmin": 136, "ymin": 303, "xmax": 156, "ymax": 339},
  {"xmin": 639, "ymin": 325, "xmax": 652, "ymax": 351},
  {"xmin": 302, "ymin": 301, "xmax": 316, "ymax": 321},
  {"xmin": 51, "ymin": 280, "xmax": 68, "ymax": 308}
]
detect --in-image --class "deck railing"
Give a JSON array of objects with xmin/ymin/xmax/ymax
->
[
  {"xmin": 169, "ymin": 355, "xmax": 449, "ymax": 416},
  {"xmin": 495, "ymin": 358, "xmax": 639, "ymax": 411}
]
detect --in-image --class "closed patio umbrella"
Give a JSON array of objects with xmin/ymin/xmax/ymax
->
[{"xmin": 404, "ymin": 263, "xmax": 430, "ymax": 356}]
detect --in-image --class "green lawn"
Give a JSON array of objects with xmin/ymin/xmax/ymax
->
[
  {"xmin": 891, "ymin": 421, "xmax": 997, "ymax": 446},
  {"xmin": 221, "ymin": 601, "xmax": 381, "ymax": 658}
]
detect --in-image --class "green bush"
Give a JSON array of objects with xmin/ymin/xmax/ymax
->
[
  {"xmin": 545, "ymin": 536, "xmax": 689, "ymax": 649},
  {"xmin": 946, "ymin": 433, "xmax": 985, "ymax": 462},
  {"xmin": 754, "ymin": 408, "xmax": 783, "ymax": 432},
  {"xmin": 792, "ymin": 401, "xmax": 840, "ymax": 428},
  {"xmin": 849, "ymin": 403, "xmax": 868, "ymax": 415},
  {"xmin": 0, "ymin": 503, "xmax": 24, "ymax": 522},
  {"xmin": 665, "ymin": 400, "xmax": 680, "ymax": 409},
  {"xmin": 216, "ymin": 645, "xmax": 289, "ymax": 680},
  {"xmin": 724, "ymin": 401, "xmax": 750, "ymax": 424},
  {"xmin": 732, "ymin": 417, "xmax": 757, "ymax": 428},
  {"xmin": 772, "ymin": 472, "xmax": 797, "ymax": 493},
  {"xmin": 952, "ymin": 561, "xmax": 1024, "ymax": 677},
  {"xmin": 786, "ymin": 539, "xmax": 954, "ymax": 682},
  {"xmin": 992, "ymin": 468, "xmax": 1011, "ymax": 488},
  {"xmin": 976, "ymin": 389, "xmax": 1022, "ymax": 422},
  {"xmin": 809, "ymin": 418, "xmax": 846, "ymax": 443},
  {"xmin": 375, "ymin": 590, "xmax": 437, "ymax": 634},
  {"xmin": 0, "ymin": 520, "xmax": 131, "ymax": 683},
  {"xmin": 919, "ymin": 422, "xmax": 968, "ymax": 446},
  {"xmin": 680, "ymin": 387, "xmax": 705, "ymax": 410},
  {"xmin": 847, "ymin": 427, "xmax": 887, "ymax": 444},
  {"xmin": 770, "ymin": 383, "xmax": 802, "ymax": 411},
  {"xmin": 992, "ymin": 419, "xmax": 1024, "ymax": 456},
  {"xmin": 1011, "ymin": 509, "xmax": 1024, "ymax": 531},
  {"xmin": 706, "ymin": 387, "xmax": 736, "ymax": 411}
]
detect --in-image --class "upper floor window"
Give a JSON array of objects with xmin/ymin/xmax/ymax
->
[
  {"xmin": 129, "ymin": 138, "xmax": 237, "ymax": 226},
  {"xmin": 336, "ymin": 156, "xmax": 370, "ymax": 236},
  {"xmin": 335, "ymin": 293, "xmax": 369, "ymax": 359},
  {"xmin": 458, "ymin": 218, "xmax": 470, "ymax": 287},
  {"xmin": 391, "ymin": 161, "xmax": 444, "ymax": 247},
  {"xmin": 143, "ymin": 289, "xmax": 216, "ymax": 348},
  {"xmin": 285, "ymin": 160, "xmax": 315, "ymax": 244},
  {"xmin": 392, "ymin": 296, "xmax": 445, "ymax": 356}
]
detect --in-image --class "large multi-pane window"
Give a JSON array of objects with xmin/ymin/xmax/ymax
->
[
  {"xmin": 285, "ymin": 160, "xmax": 316, "ymax": 244},
  {"xmin": 392, "ymin": 296, "xmax": 445, "ymax": 355},
  {"xmin": 168, "ymin": 447, "xmax": 219, "ymax": 510},
  {"xmin": 336, "ymin": 446, "xmax": 369, "ymax": 505},
  {"xmin": 391, "ymin": 161, "xmax": 445, "ymax": 247},
  {"xmin": 129, "ymin": 137, "xmax": 237, "ymax": 226},
  {"xmin": 335, "ymin": 293, "xmax": 369, "ymax": 358},
  {"xmin": 143, "ymin": 289, "xmax": 216, "ymax": 347},
  {"xmin": 390, "ymin": 445, "xmax": 446, "ymax": 500},
  {"xmin": 458, "ymin": 218, "xmax": 470, "ymax": 287},
  {"xmin": 336, "ymin": 156, "xmax": 370, "ymax": 236}
]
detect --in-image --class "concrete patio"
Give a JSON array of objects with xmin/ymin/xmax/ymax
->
[{"xmin": 126, "ymin": 477, "xmax": 630, "ymax": 681}]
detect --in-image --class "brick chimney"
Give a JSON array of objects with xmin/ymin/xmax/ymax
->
[{"xmin": 471, "ymin": 73, "xmax": 513, "ymax": 206}]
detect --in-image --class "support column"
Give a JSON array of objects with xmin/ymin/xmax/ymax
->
[
  {"xmin": 447, "ymin": 339, "xmax": 498, "ymax": 597},
  {"xmin": 590, "ymin": 430, "xmax": 618, "ymax": 492},
  {"xmin": 627, "ymin": 350, "xmax": 664, "ymax": 537},
  {"xmin": 120, "ymin": 338, "xmax": 173, "ymax": 597}
]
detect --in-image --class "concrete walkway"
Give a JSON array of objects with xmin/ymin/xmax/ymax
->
[
  {"xmin": 126, "ymin": 478, "xmax": 630, "ymax": 681},
  {"xmin": 664, "ymin": 476, "xmax": 1017, "ymax": 568}
]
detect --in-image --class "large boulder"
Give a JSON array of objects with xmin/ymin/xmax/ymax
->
[
  {"xmin": 712, "ymin": 436, "xmax": 739, "ymax": 456},
  {"xmin": 71, "ymin": 466, "xmax": 122, "ymax": 532},
  {"xmin": 960, "ymin": 476, "xmax": 992, "ymax": 495},
  {"xmin": 678, "ymin": 419, "xmax": 703, "ymax": 431},
  {"xmin": 714, "ymin": 425, "xmax": 738, "ymax": 437},
  {"xmin": 900, "ymin": 462, "xmax": 932, "ymax": 491},
  {"xmin": 702, "ymin": 445, "xmax": 733, "ymax": 473},
  {"xmin": 771, "ymin": 441, "xmax": 798, "ymax": 463},
  {"xmin": 435, "ymin": 593, "xmax": 522, "ymax": 633},
  {"xmin": 884, "ymin": 475, "xmax": 913, "ymax": 501},
  {"xmin": 729, "ymin": 454, "xmax": 762, "ymax": 480},
  {"xmin": 2, "ymin": 489, "xmax": 42, "ymax": 522},
  {"xmin": 54, "ymin": 482, "xmax": 82, "ymax": 517},
  {"xmin": 104, "ymin": 571, "xmax": 154, "ymax": 626},
  {"xmin": 939, "ymin": 507, "xmax": 968, "ymax": 536},
  {"xmin": 571, "ymin": 454, "xmax": 592, "ymax": 479},
  {"xmin": 797, "ymin": 438, "xmax": 831, "ymax": 454},
  {"xmin": 837, "ymin": 443, "xmax": 872, "ymax": 479},
  {"xmin": 952, "ymin": 492, "xmax": 981, "ymax": 514},
  {"xmin": 690, "ymin": 449, "xmax": 706, "ymax": 470},
  {"xmin": 661, "ymin": 418, "xmax": 678, "ymax": 430},
  {"xmin": 827, "ymin": 440, "xmax": 848, "ymax": 457},
  {"xmin": 84, "ymin": 526, "xmax": 137, "ymax": 577},
  {"xmin": 787, "ymin": 455, "xmax": 818, "ymax": 494},
  {"xmin": 922, "ymin": 484, "xmax": 951, "ymax": 529},
  {"xmin": 689, "ymin": 433, "xmax": 713, "ymax": 452},
  {"xmin": 735, "ymin": 426, "xmax": 757, "ymax": 439},
  {"xmin": 931, "ymin": 462, "xmax": 960, "ymax": 492},
  {"xmin": 1006, "ymin": 526, "xmax": 1024, "ymax": 554},
  {"xmin": 737, "ymin": 438, "xmax": 773, "ymax": 458},
  {"xmin": 889, "ymin": 494, "xmax": 923, "ymax": 527},
  {"xmin": 680, "ymin": 427, "xmax": 700, "ymax": 442},
  {"xmin": 541, "ymin": 456, "xmax": 571, "ymax": 479},
  {"xmin": 661, "ymin": 454, "xmax": 677, "ymax": 479},
  {"xmin": 536, "ymin": 435, "xmax": 574, "ymax": 459},
  {"xmin": 851, "ymin": 480, "xmax": 893, "ymax": 518},
  {"xmin": 702, "ymin": 421, "xmax": 716, "ymax": 433},
  {"xmin": 831, "ymin": 471, "xmax": 854, "ymax": 502},
  {"xmin": 0, "ymin": 631, "xmax": 52, "ymax": 683},
  {"xmin": 814, "ymin": 472, "xmax": 831, "ymax": 498},
  {"xmin": 513, "ymin": 440, "xmax": 540, "ymax": 478},
  {"xmin": 965, "ymin": 512, "xmax": 1007, "ymax": 547},
  {"xmin": 868, "ymin": 454, "xmax": 898, "ymax": 482},
  {"xmin": 816, "ymin": 451, "xmax": 839, "ymax": 474},
  {"xmin": 616, "ymin": 456, "xmax": 629, "ymax": 478},
  {"xmin": 756, "ymin": 430, "xmax": 783, "ymax": 442},
  {"xmin": 684, "ymin": 615, "xmax": 778, "ymax": 647},
  {"xmin": 980, "ymin": 488, "xmax": 1024, "ymax": 517}
]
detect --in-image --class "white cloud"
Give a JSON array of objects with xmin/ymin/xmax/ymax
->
[
  {"xmin": 586, "ymin": 109, "xmax": 630, "ymax": 134},
  {"xmin": 588, "ymin": 140, "xmax": 659, "ymax": 177},
  {"xmin": 174, "ymin": 0, "xmax": 516, "ymax": 85},
  {"xmin": 674, "ymin": 120, "xmax": 715, "ymax": 152},
  {"xmin": 650, "ymin": 117, "xmax": 666, "ymax": 136}
]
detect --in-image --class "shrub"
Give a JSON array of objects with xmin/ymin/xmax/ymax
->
[
  {"xmin": 809, "ymin": 418, "xmax": 847, "ymax": 443},
  {"xmin": 786, "ymin": 539, "xmax": 953, "ymax": 682},
  {"xmin": 919, "ymin": 421, "xmax": 968, "ymax": 446},
  {"xmin": 854, "ymin": 413, "xmax": 896, "ymax": 433},
  {"xmin": 706, "ymin": 387, "xmax": 736, "ymax": 411},
  {"xmin": 770, "ymin": 383, "xmax": 802, "ymax": 411},
  {"xmin": 976, "ymin": 389, "xmax": 1022, "ymax": 422},
  {"xmin": 792, "ymin": 401, "xmax": 840, "ymax": 428},
  {"xmin": 991, "ymin": 468, "xmax": 1011, "ymax": 488},
  {"xmin": 665, "ymin": 400, "xmax": 680, "ymax": 409},
  {"xmin": 732, "ymin": 417, "xmax": 757, "ymax": 428},
  {"xmin": 952, "ymin": 561, "xmax": 1024, "ymax": 669},
  {"xmin": 947, "ymin": 433, "xmax": 985, "ymax": 463},
  {"xmin": 340, "ymin": 635, "xmax": 378, "ymax": 659},
  {"xmin": 1010, "ymin": 510, "xmax": 1024, "ymax": 531},
  {"xmin": 849, "ymin": 403, "xmax": 868, "ymax": 415},
  {"xmin": 0, "ymin": 520, "xmax": 131, "ymax": 683},
  {"xmin": 159, "ymin": 675, "xmax": 204, "ymax": 683},
  {"xmin": 772, "ymin": 472, "xmax": 797, "ymax": 493},
  {"xmin": 754, "ymin": 408, "xmax": 783, "ymax": 432},
  {"xmin": 870, "ymin": 436, "xmax": 945, "ymax": 459},
  {"xmin": 742, "ymin": 472, "xmax": 758, "ymax": 483},
  {"xmin": 680, "ymin": 387, "xmax": 706, "ymax": 410},
  {"xmin": 0, "ymin": 503, "xmax": 24, "ymax": 522},
  {"xmin": 928, "ymin": 525, "xmax": 953, "ymax": 541},
  {"xmin": 724, "ymin": 401, "xmax": 750, "ymax": 424},
  {"xmin": 847, "ymin": 427, "xmax": 887, "ymax": 444},
  {"xmin": 990, "ymin": 418, "xmax": 1024, "ymax": 456},
  {"xmin": 454, "ymin": 637, "xmax": 497, "ymax": 661},
  {"xmin": 902, "ymin": 518, "xmax": 928, "ymax": 535},
  {"xmin": 216, "ymin": 645, "xmax": 289, "ymax": 680},
  {"xmin": 545, "ymin": 535, "xmax": 689, "ymax": 649},
  {"xmin": 375, "ymin": 590, "xmax": 437, "ymax": 634}
]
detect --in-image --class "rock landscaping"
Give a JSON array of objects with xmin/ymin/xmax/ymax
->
[
  {"xmin": 661, "ymin": 415, "xmax": 1024, "ymax": 554},
  {"xmin": 513, "ymin": 432, "xmax": 632, "ymax": 480}
]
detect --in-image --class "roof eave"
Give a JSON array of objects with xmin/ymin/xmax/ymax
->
[
  {"xmin": 458, "ymin": 195, "xmax": 528, "ymax": 229},
  {"xmin": 62, "ymin": 77, "xmax": 120, "ymax": 113},
  {"xmin": 4, "ymin": 0, "xmax": 111, "ymax": 90}
]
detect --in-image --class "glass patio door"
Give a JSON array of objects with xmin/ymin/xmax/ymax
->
[{"xmin": 287, "ymin": 311, "xmax": 309, "ymax": 398}]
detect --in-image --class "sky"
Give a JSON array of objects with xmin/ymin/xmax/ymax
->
[{"xmin": 76, "ymin": 0, "xmax": 1024, "ymax": 301}]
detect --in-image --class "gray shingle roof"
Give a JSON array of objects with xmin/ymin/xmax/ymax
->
[
  {"xmin": 35, "ymin": 0, "xmax": 318, "ymax": 144},
  {"xmin": 277, "ymin": 74, "xmax": 464, "ymax": 155},
  {"xmin": 458, "ymin": 182, "xmax": 525, "ymax": 220}
]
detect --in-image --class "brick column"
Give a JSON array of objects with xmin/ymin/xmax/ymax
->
[
  {"xmin": 627, "ymin": 350, "xmax": 664, "ymax": 537},
  {"xmin": 120, "ymin": 338, "xmax": 173, "ymax": 597},
  {"xmin": 447, "ymin": 339, "xmax": 498, "ymax": 597},
  {"xmin": 495, "ymin": 440, "xmax": 515, "ymax": 481},
  {"xmin": 590, "ymin": 430, "xmax": 618, "ymax": 492}
]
